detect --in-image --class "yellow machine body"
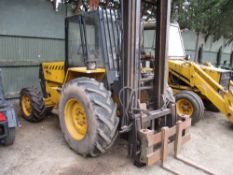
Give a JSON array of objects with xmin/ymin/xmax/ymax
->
[
  {"xmin": 41, "ymin": 61, "xmax": 106, "ymax": 108},
  {"xmin": 168, "ymin": 59, "xmax": 233, "ymax": 123}
]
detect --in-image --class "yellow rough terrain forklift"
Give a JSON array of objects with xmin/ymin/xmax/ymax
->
[{"xmin": 19, "ymin": 0, "xmax": 191, "ymax": 166}]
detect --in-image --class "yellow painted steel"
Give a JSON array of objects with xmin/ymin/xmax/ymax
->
[
  {"xmin": 170, "ymin": 85, "xmax": 193, "ymax": 95},
  {"xmin": 42, "ymin": 62, "xmax": 65, "ymax": 84},
  {"xmin": 64, "ymin": 67, "xmax": 106, "ymax": 82},
  {"xmin": 64, "ymin": 99, "xmax": 87, "ymax": 140},
  {"xmin": 68, "ymin": 67, "xmax": 106, "ymax": 74},
  {"xmin": 168, "ymin": 59, "xmax": 233, "ymax": 124},
  {"xmin": 200, "ymin": 66, "xmax": 222, "ymax": 83},
  {"xmin": 176, "ymin": 99, "xmax": 193, "ymax": 116},
  {"xmin": 41, "ymin": 62, "xmax": 66, "ymax": 107},
  {"xmin": 141, "ymin": 67, "xmax": 153, "ymax": 74},
  {"xmin": 41, "ymin": 61, "xmax": 106, "ymax": 109},
  {"xmin": 21, "ymin": 95, "xmax": 32, "ymax": 117}
]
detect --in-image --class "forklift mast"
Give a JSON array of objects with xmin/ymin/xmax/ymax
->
[
  {"xmin": 154, "ymin": 0, "xmax": 171, "ymax": 109},
  {"xmin": 120, "ymin": 0, "xmax": 176, "ymax": 163}
]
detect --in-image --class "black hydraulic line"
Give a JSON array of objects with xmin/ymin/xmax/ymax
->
[
  {"xmin": 79, "ymin": 17, "xmax": 86, "ymax": 60},
  {"xmin": 82, "ymin": 17, "xmax": 89, "ymax": 62}
]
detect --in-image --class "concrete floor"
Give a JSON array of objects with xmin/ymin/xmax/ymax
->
[{"xmin": 1, "ymin": 105, "xmax": 233, "ymax": 175}]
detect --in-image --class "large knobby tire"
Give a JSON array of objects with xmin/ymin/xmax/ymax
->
[
  {"xmin": 175, "ymin": 91, "xmax": 204, "ymax": 125},
  {"xmin": 2, "ymin": 128, "xmax": 16, "ymax": 146},
  {"xmin": 59, "ymin": 77, "xmax": 119, "ymax": 157},
  {"xmin": 20, "ymin": 87, "xmax": 46, "ymax": 122}
]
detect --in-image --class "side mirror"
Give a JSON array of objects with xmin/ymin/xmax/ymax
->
[{"xmin": 185, "ymin": 54, "xmax": 191, "ymax": 60}]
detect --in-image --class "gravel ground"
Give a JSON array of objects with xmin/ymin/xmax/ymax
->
[{"xmin": 1, "ymin": 103, "xmax": 233, "ymax": 175}]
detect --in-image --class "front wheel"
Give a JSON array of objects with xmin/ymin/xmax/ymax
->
[
  {"xmin": 59, "ymin": 77, "xmax": 119, "ymax": 157},
  {"xmin": 175, "ymin": 91, "xmax": 204, "ymax": 125}
]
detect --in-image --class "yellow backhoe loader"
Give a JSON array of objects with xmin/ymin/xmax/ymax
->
[
  {"xmin": 143, "ymin": 22, "xmax": 233, "ymax": 125},
  {"xmin": 169, "ymin": 59, "xmax": 233, "ymax": 125}
]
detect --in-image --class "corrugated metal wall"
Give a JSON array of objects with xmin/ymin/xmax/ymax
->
[
  {"xmin": 144, "ymin": 29, "xmax": 233, "ymax": 66},
  {"xmin": 0, "ymin": 35, "xmax": 64, "ymax": 98},
  {"xmin": 182, "ymin": 31, "xmax": 233, "ymax": 64},
  {"xmin": 0, "ymin": 0, "xmax": 66, "ymax": 98},
  {"xmin": 0, "ymin": 35, "xmax": 64, "ymax": 60}
]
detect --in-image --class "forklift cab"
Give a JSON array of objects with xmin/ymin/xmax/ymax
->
[
  {"xmin": 65, "ymin": 12, "xmax": 103, "ymax": 68},
  {"xmin": 65, "ymin": 10, "xmax": 121, "ymax": 85}
]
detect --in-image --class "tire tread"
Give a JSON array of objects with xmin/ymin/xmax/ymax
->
[
  {"xmin": 20, "ymin": 87, "xmax": 46, "ymax": 122},
  {"xmin": 175, "ymin": 90, "xmax": 204, "ymax": 125},
  {"xmin": 61, "ymin": 77, "xmax": 119, "ymax": 156}
]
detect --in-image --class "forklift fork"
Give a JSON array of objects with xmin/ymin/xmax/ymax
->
[{"xmin": 139, "ymin": 116, "xmax": 216, "ymax": 175}]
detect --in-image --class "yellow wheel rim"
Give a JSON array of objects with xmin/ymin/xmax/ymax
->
[
  {"xmin": 176, "ymin": 99, "xmax": 193, "ymax": 117},
  {"xmin": 64, "ymin": 99, "xmax": 87, "ymax": 141},
  {"xmin": 21, "ymin": 95, "xmax": 32, "ymax": 117}
]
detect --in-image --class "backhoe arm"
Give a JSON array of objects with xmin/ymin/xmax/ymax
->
[{"xmin": 169, "ymin": 59, "xmax": 233, "ymax": 123}]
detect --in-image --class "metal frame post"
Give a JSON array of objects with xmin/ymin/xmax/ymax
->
[
  {"xmin": 153, "ymin": 0, "xmax": 171, "ymax": 109},
  {"xmin": 216, "ymin": 46, "xmax": 222, "ymax": 67},
  {"xmin": 198, "ymin": 44, "xmax": 203, "ymax": 63},
  {"xmin": 230, "ymin": 51, "xmax": 233, "ymax": 67},
  {"xmin": 121, "ymin": 0, "xmax": 141, "ymax": 159}
]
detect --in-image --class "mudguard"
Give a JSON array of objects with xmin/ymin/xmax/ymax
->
[
  {"xmin": 5, "ymin": 106, "xmax": 18, "ymax": 128},
  {"xmin": 0, "ymin": 104, "xmax": 18, "ymax": 128}
]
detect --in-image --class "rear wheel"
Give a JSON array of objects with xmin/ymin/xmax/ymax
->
[
  {"xmin": 20, "ymin": 87, "xmax": 46, "ymax": 122},
  {"xmin": 59, "ymin": 77, "xmax": 119, "ymax": 157},
  {"xmin": 175, "ymin": 91, "xmax": 204, "ymax": 125},
  {"xmin": 2, "ymin": 127, "xmax": 16, "ymax": 146}
]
